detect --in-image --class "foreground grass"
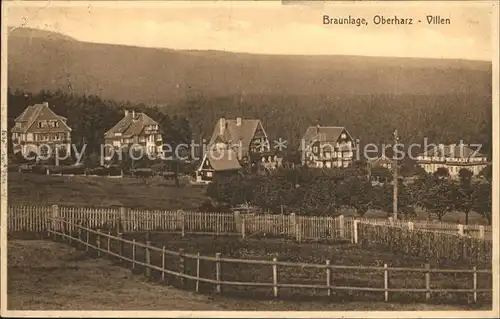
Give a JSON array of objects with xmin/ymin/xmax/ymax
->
[{"xmin": 7, "ymin": 240, "xmax": 489, "ymax": 311}]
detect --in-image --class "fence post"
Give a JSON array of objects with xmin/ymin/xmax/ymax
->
[
  {"xmin": 161, "ymin": 246, "xmax": 166, "ymax": 282},
  {"xmin": 215, "ymin": 252, "xmax": 222, "ymax": 294},
  {"xmin": 425, "ymin": 264, "xmax": 431, "ymax": 301},
  {"xmin": 180, "ymin": 210, "xmax": 185, "ymax": 237},
  {"xmin": 120, "ymin": 206, "xmax": 128, "ymax": 233},
  {"xmin": 68, "ymin": 218, "xmax": 72, "ymax": 244},
  {"xmin": 179, "ymin": 248, "xmax": 186, "ymax": 287},
  {"xmin": 384, "ymin": 263, "xmax": 389, "ymax": 302},
  {"xmin": 326, "ymin": 260, "xmax": 331, "ymax": 297},
  {"xmin": 145, "ymin": 233, "xmax": 151, "ymax": 278},
  {"xmin": 118, "ymin": 233, "xmax": 124, "ymax": 262},
  {"xmin": 196, "ymin": 253, "xmax": 200, "ymax": 293},
  {"xmin": 408, "ymin": 222, "xmax": 414, "ymax": 231},
  {"xmin": 51, "ymin": 204, "xmax": 59, "ymax": 240},
  {"xmin": 241, "ymin": 218, "xmax": 246, "ymax": 239},
  {"xmin": 86, "ymin": 226, "xmax": 90, "ymax": 251},
  {"xmin": 96, "ymin": 230, "xmax": 101, "ymax": 257},
  {"xmin": 272, "ymin": 258, "xmax": 279, "ymax": 298},
  {"xmin": 107, "ymin": 231, "xmax": 111, "ymax": 257},
  {"xmin": 234, "ymin": 211, "xmax": 242, "ymax": 234},
  {"xmin": 132, "ymin": 239, "xmax": 136, "ymax": 270},
  {"xmin": 479, "ymin": 226, "xmax": 485, "ymax": 239},
  {"xmin": 473, "ymin": 266, "xmax": 477, "ymax": 303},
  {"xmin": 353, "ymin": 220, "xmax": 359, "ymax": 244},
  {"xmin": 291, "ymin": 213, "xmax": 297, "ymax": 237},
  {"xmin": 295, "ymin": 222, "xmax": 301, "ymax": 243},
  {"xmin": 77, "ymin": 223, "xmax": 82, "ymax": 249},
  {"xmin": 338, "ymin": 215, "xmax": 345, "ymax": 238},
  {"xmin": 457, "ymin": 224, "xmax": 464, "ymax": 236}
]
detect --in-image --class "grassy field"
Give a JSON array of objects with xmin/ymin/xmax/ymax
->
[
  {"xmin": 7, "ymin": 172, "xmax": 489, "ymax": 224},
  {"xmin": 7, "ymin": 239, "xmax": 489, "ymax": 311},
  {"xmin": 7, "ymin": 172, "xmax": 208, "ymax": 210}
]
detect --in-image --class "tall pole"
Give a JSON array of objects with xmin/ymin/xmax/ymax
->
[{"xmin": 393, "ymin": 129, "xmax": 399, "ymax": 220}]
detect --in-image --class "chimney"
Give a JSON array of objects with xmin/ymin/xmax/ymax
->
[
  {"xmin": 219, "ymin": 118, "xmax": 226, "ymax": 134},
  {"xmin": 43, "ymin": 102, "xmax": 49, "ymax": 107},
  {"xmin": 236, "ymin": 117, "xmax": 242, "ymax": 126},
  {"xmin": 316, "ymin": 124, "xmax": 320, "ymax": 134},
  {"xmin": 124, "ymin": 109, "xmax": 129, "ymax": 117},
  {"xmin": 132, "ymin": 110, "xmax": 136, "ymax": 119}
]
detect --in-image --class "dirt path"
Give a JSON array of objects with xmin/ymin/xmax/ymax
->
[{"xmin": 6, "ymin": 240, "xmax": 488, "ymax": 311}]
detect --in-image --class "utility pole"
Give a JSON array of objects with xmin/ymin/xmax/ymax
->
[{"xmin": 393, "ymin": 129, "xmax": 399, "ymax": 220}]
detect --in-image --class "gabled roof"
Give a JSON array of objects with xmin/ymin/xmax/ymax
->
[
  {"xmin": 198, "ymin": 149, "xmax": 242, "ymax": 172},
  {"xmin": 12, "ymin": 103, "xmax": 71, "ymax": 133},
  {"xmin": 369, "ymin": 155, "xmax": 394, "ymax": 166},
  {"xmin": 418, "ymin": 144, "xmax": 485, "ymax": 159},
  {"xmin": 208, "ymin": 118, "xmax": 267, "ymax": 157},
  {"xmin": 104, "ymin": 112, "xmax": 160, "ymax": 139},
  {"xmin": 300, "ymin": 126, "xmax": 353, "ymax": 150}
]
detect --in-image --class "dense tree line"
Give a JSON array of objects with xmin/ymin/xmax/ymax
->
[
  {"xmin": 207, "ymin": 166, "xmax": 492, "ymax": 225},
  {"xmin": 7, "ymin": 89, "xmax": 192, "ymax": 157}
]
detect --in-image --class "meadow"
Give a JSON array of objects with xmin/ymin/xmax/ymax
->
[{"xmin": 7, "ymin": 172, "xmax": 208, "ymax": 210}]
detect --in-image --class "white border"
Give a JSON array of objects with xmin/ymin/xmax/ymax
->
[{"xmin": 1, "ymin": 1, "xmax": 498, "ymax": 318}]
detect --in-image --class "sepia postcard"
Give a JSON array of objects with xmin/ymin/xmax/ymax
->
[{"xmin": 1, "ymin": 0, "xmax": 499, "ymax": 318}]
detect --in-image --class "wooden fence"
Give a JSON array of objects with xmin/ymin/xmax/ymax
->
[
  {"xmin": 357, "ymin": 221, "xmax": 492, "ymax": 266},
  {"xmin": 7, "ymin": 205, "xmax": 493, "ymax": 264},
  {"xmin": 356, "ymin": 217, "xmax": 492, "ymax": 240},
  {"xmin": 46, "ymin": 218, "xmax": 492, "ymax": 304}
]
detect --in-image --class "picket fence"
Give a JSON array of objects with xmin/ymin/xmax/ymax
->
[
  {"xmin": 356, "ymin": 217, "xmax": 492, "ymax": 241},
  {"xmin": 8, "ymin": 205, "xmax": 352, "ymax": 242},
  {"xmin": 46, "ymin": 218, "xmax": 493, "ymax": 304},
  {"xmin": 7, "ymin": 204, "xmax": 493, "ymax": 265}
]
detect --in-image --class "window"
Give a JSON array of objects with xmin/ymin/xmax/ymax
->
[
  {"xmin": 206, "ymin": 171, "xmax": 213, "ymax": 177},
  {"xmin": 341, "ymin": 133, "xmax": 347, "ymax": 139},
  {"xmin": 47, "ymin": 120, "xmax": 58, "ymax": 128},
  {"xmin": 38, "ymin": 121, "xmax": 48, "ymax": 128}
]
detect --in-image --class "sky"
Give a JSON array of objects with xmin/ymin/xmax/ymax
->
[{"xmin": 4, "ymin": 1, "xmax": 497, "ymax": 61}]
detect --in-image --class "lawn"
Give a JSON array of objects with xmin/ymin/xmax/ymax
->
[
  {"xmin": 7, "ymin": 239, "xmax": 490, "ymax": 311},
  {"xmin": 7, "ymin": 172, "xmax": 209, "ymax": 210}
]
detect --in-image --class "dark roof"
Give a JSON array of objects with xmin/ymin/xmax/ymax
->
[
  {"xmin": 419, "ymin": 144, "xmax": 486, "ymax": 158},
  {"xmin": 12, "ymin": 103, "xmax": 71, "ymax": 133},
  {"xmin": 208, "ymin": 118, "xmax": 266, "ymax": 157},
  {"xmin": 300, "ymin": 126, "xmax": 352, "ymax": 149},
  {"xmin": 104, "ymin": 112, "xmax": 159, "ymax": 138},
  {"xmin": 368, "ymin": 155, "xmax": 394, "ymax": 166},
  {"xmin": 198, "ymin": 149, "xmax": 242, "ymax": 172}
]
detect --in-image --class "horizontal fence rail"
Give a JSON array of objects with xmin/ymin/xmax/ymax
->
[{"xmin": 46, "ymin": 218, "xmax": 493, "ymax": 304}]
